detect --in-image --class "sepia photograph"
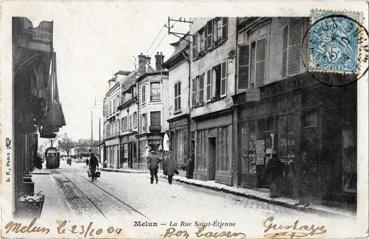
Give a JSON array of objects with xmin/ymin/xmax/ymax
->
[{"xmin": 1, "ymin": 1, "xmax": 368, "ymax": 238}]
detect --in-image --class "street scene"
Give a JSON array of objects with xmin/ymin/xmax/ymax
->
[{"xmin": 5, "ymin": 1, "xmax": 369, "ymax": 238}]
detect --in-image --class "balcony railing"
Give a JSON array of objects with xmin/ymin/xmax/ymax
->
[
  {"xmin": 118, "ymin": 96, "xmax": 137, "ymax": 110},
  {"xmin": 149, "ymin": 125, "xmax": 161, "ymax": 132}
]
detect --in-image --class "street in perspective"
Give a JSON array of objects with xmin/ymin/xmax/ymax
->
[{"xmin": 8, "ymin": 3, "xmax": 367, "ymax": 238}]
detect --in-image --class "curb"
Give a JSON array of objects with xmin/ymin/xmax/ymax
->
[{"xmin": 101, "ymin": 168, "xmax": 355, "ymax": 218}]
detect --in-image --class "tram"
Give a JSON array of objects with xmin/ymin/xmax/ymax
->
[{"xmin": 45, "ymin": 147, "xmax": 60, "ymax": 169}]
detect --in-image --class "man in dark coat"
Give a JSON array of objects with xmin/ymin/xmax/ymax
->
[
  {"xmin": 263, "ymin": 150, "xmax": 284, "ymax": 198},
  {"xmin": 89, "ymin": 152, "xmax": 99, "ymax": 182},
  {"xmin": 147, "ymin": 146, "xmax": 160, "ymax": 184},
  {"xmin": 162, "ymin": 151, "xmax": 178, "ymax": 185}
]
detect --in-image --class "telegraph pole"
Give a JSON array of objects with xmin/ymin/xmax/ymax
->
[{"xmin": 165, "ymin": 17, "xmax": 193, "ymax": 43}]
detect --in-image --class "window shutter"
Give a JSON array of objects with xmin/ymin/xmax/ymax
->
[
  {"xmin": 221, "ymin": 62, "xmax": 227, "ymax": 96},
  {"xmin": 192, "ymin": 78, "xmax": 197, "ymax": 107},
  {"xmin": 199, "ymin": 74, "xmax": 204, "ymax": 104},
  {"xmin": 255, "ymin": 38, "xmax": 266, "ymax": 87},
  {"xmin": 222, "ymin": 17, "xmax": 228, "ymax": 41},
  {"xmin": 192, "ymin": 34, "xmax": 197, "ymax": 59},
  {"xmin": 178, "ymin": 82, "xmax": 181, "ymax": 110},
  {"xmin": 206, "ymin": 70, "xmax": 212, "ymax": 101},
  {"xmin": 206, "ymin": 20, "xmax": 213, "ymax": 50},
  {"xmin": 288, "ymin": 18, "xmax": 303, "ymax": 75},
  {"xmin": 238, "ymin": 45, "xmax": 250, "ymax": 89}
]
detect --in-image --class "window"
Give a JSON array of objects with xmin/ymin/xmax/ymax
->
[
  {"xmin": 142, "ymin": 85, "xmax": 146, "ymax": 104},
  {"xmin": 174, "ymin": 82, "xmax": 181, "ymax": 112},
  {"xmin": 123, "ymin": 117, "xmax": 127, "ymax": 131},
  {"xmin": 150, "ymin": 111, "xmax": 161, "ymax": 126},
  {"xmin": 238, "ymin": 45, "xmax": 250, "ymax": 90},
  {"xmin": 214, "ymin": 17, "xmax": 228, "ymax": 46},
  {"xmin": 212, "ymin": 62, "xmax": 227, "ymax": 99},
  {"xmin": 198, "ymin": 74, "xmax": 205, "ymax": 104},
  {"xmin": 206, "ymin": 70, "xmax": 212, "ymax": 101},
  {"xmin": 192, "ymin": 78, "xmax": 197, "ymax": 107},
  {"xmin": 150, "ymin": 82, "xmax": 161, "ymax": 102}
]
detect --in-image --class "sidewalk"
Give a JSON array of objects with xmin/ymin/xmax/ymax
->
[{"xmin": 101, "ymin": 167, "xmax": 356, "ymax": 218}]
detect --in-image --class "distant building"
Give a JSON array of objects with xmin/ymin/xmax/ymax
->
[
  {"xmin": 162, "ymin": 35, "xmax": 192, "ymax": 176},
  {"xmin": 135, "ymin": 53, "xmax": 169, "ymax": 169},
  {"xmin": 117, "ymin": 71, "xmax": 139, "ymax": 169}
]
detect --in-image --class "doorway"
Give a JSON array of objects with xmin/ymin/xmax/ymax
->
[{"xmin": 208, "ymin": 137, "xmax": 216, "ymax": 180}]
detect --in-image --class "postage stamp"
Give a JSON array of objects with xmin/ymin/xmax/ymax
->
[{"xmin": 308, "ymin": 10, "xmax": 363, "ymax": 75}]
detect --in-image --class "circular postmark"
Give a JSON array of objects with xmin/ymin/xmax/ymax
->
[{"xmin": 302, "ymin": 12, "xmax": 369, "ymax": 87}]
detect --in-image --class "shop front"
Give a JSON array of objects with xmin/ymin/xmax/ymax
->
[
  {"xmin": 234, "ymin": 74, "xmax": 357, "ymax": 205},
  {"xmin": 168, "ymin": 114, "xmax": 190, "ymax": 172},
  {"xmin": 192, "ymin": 110, "xmax": 233, "ymax": 186},
  {"xmin": 105, "ymin": 138, "xmax": 120, "ymax": 168},
  {"xmin": 120, "ymin": 133, "xmax": 137, "ymax": 169}
]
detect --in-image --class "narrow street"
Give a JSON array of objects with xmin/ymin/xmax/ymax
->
[{"xmin": 32, "ymin": 160, "xmax": 312, "ymax": 223}]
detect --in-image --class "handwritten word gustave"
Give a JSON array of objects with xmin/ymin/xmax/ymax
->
[
  {"xmin": 164, "ymin": 225, "xmax": 246, "ymax": 239},
  {"xmin": 263, "ymin": 216, "xmax": 326, "ymax": 239}
]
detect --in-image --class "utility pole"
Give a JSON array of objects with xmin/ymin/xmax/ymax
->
[
  {"xmin": 91, "ymin": 110, "xmax": 93, "ymax": 149},
  {"xmin": 165, "ymin": 17, "xmax": 193, "ymax": 43}
]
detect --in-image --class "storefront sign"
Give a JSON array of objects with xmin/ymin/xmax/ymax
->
[
  {"xmin": 255, "ymin": 140, "xmax": 265, "ymax": 165},
  {"xmin": 169, "ymin": 118, "xmax": 188, "ymax": 129},
  {"xmin": 246, "ymin": 88, "xmax": 261, "ymax": 102}
]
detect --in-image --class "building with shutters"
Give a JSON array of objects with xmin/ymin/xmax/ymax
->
[
  {"xmin": 162, "ymin": 34, "xmax": 192, "ymax": 177},
  {"xmin": 103, "ymin": 73, "xmax": 122, "ymax": 168},
  {"xmin": 135, "ymin": 53, "xmax": 170, "ymax": 169},
  {"xmin": 232, "ymin": 17, "xmax": 357, "ymax": 206},
  {"xmin": 117, "ymin": 70, "xmax": 139, "ymax": 169},
  {"xmin": 190, "ymin": 17, "xmax": 237, "ymax": 185}
]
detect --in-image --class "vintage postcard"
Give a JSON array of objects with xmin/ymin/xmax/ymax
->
[{"xmin": 1, "ymin": 1, "xmax": 368, "ymax": 238}]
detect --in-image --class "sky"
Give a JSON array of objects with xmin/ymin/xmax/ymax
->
[{"xmin": 15, "ymin": 1, "xmax": 189, "ymax": 141}]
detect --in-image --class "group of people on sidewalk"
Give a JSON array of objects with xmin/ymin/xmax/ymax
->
[
  {"xmin": 147, "ymin": 145, "xmax": 179, "ymax": 185},
  {"xmin": 262, "ymin": 148, "xmax": 312, "ymax": 207},
  {"xmin": 147, "ymin": 132, "xmax": 179, "ymax": 185}
]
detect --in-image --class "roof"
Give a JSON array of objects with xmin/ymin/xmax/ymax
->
[
  {"xmin": 114, "ymin": 70, "xmax": 131, "ymax": 76},
  {"xmin": 162, "ymin": 33, "xmax": 190, "ymax": 69},
  {"xmin": 136, "ymin": 70, "xmax": 168, "ymax": 82}
]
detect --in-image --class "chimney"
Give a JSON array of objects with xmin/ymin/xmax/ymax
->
[
  {"xmin": 155, "ymin": 52, "xmax": 165, "ymax": 71},
  {"xmin": 108, "ymin": 77, "xmax": 116, "ymax": 89},
  {"xmin": 138, "ymin": 53, "xmax": 151, "ymax": 74}
]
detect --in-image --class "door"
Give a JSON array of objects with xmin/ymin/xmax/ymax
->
[{"xmin": 208, "ymin": 137, "xmax": 216, "ymax": 180}]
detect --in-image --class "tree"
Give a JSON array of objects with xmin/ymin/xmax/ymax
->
[{"xmin": 58, "ymin": 137, "xmax": 75, "ymax": 155}]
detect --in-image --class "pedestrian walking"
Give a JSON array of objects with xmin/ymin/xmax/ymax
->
[
  {"xmin": 147, "ymin": 145, "xmax": 160, "ymax": 184},
  {"xmin": 262, "ymin": 149, "xmax": 284, "ymax": 198},
  {"xmin": 295, "ymin": 151, "xmax": 311, "ymax": 207},
  {"xmin": 89, "ymin": 151, "xmax": 99, "ymax": 182},
  {"xmin": 85, "ymin": 158, "xmax": 89, "ymax": 166},
  {"xmin": 162, "ymin": 151, "xmax": 178, "ymax": 185}
]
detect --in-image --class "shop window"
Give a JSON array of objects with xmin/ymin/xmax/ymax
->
[
  {"xmin": 150, "ymin": 111, "xmax": 161, "ymax": 126},
  {"xmin": 174, "ymin": 82, "xmax": 181, "ymax": 112},
  {"xmin": 150, "ymin": 82, "xmax": 161, "ymax": 102}
]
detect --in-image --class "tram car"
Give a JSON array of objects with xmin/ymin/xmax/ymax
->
[{"xmin": 45, "ymin": 147, "xmax": 60, "ymax": 169}]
